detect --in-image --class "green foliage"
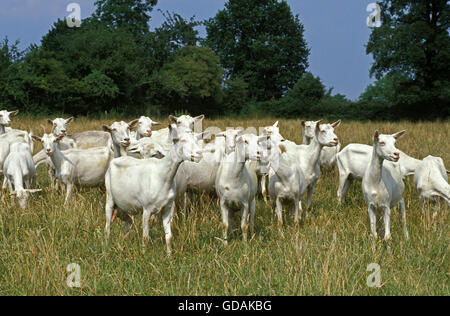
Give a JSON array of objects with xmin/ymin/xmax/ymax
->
[
  {"xmin": 94, "ymin": 0, "xmax": 158, "ymax": 34},
  {"xmin": 152, "ymin": 46, "xmax": 224, "ymax": 116},
  {"xmin": 222, "ymin": 76, "xmax": 249, "ymax": 115},
  {"xmin": 366, "ymin": 0, "xmax": 450, "ymax": 119},
  {"xmin": 205, "ymin": 0, "xmax": 309, "ymax": 101},
  {"xmin": 270, "ymin": 72, "xmax": 325, "ymax": 118}
]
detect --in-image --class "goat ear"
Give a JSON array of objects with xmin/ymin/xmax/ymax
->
[
  {"xmin": 168, "ymin": 115, "xmax": 178, "ymax": 124},
  {"xmin": 374, "ymin": 130, "xmax": 380, "ymax": 142},
  {"xmin": 152, "ymin": 121, "xmax": 161, "ymax": 126},
  {"xmin": 331, "ymin": 120, "xmax": 341, "ymax": 128},
  {"xmin": 215, "ymin": 132, "xmax": 226, "ymax": 137},
  {"xmin": 26, "ymin": 189, "xmax": 42, "ymax": 194},
  {"xmin": 279, "ymin": 144, "xmax": 287, "ymax": 153},
  {"xmin": 9, "ymin": 110, "xmax": 19, "ymax": 116},
  {"xmin": 31, "ymin": 135, "xmax": 42, "ymax": 143},
  {"xmin": 66, "ymin": 117, "xmax": 74, "ymax": 124},
  {"xmin": 47, "ymin": 119, "xmax": 54, "ymax": 125},
  {"xmin": 393, "ymin": 130, "xmax": 406, "ymax": 140},
  {"xmin": 128, "ymin": 145, "xmax": 140, "ymax": 153},
  {"xmin": 273, "ymin": 121, "xmax": 279, "ymax": 127},
  {"xmin": 55, "ymin": 135, "xmax": 65, "ymax": 142},
  {"xmin": 315, "ymin": 120, "xmax": 322, "ymax": 132},
  {"xmin": 194, "ymin": 114, "xmax": 205, "ymax": 122},
  {"xmin": 128, "ymin": 119, "xmax": 139, "ymax": 130},
  {"xmin": 102, "ymin": 125, "xmax": 112, "ymax": 133}
]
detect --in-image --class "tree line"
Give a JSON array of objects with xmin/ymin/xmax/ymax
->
[{"xmin": 0, "ymin": 0, "xmax": 448, "ymax": 120}]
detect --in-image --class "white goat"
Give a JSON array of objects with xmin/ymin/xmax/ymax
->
[
  {"xmin": 261, "ymin": 121, "xmax": 286, "ymax": 202},
  {"xmin": 414, "ymin": 155, "xmax": 449, "ymax": 217},
  {"xmin": 2, "ymin": 143, "xmax": 41, "ymax": 208},
  {"xmin": 0, "ymin": 129, "xmax": 34, "ymax": 177},
  {"xmin": 215, "ymin": 129, "xmax": 263, "ymax": 243},
  {"xmin": 104, "ymin": 125, "xmax": 203, "ymax": 254},
  {"xmin": 0, "ymin": 109, "xmax": 19, "ymax": 135},
  {"xmin": 282, "ymin": 120, "xmax": 341, "ymax": 212},
  {"xmin": 131, "ymin": 116, "xmax": 161, "ymax": 140},
  {"xmin": 151, "ymin": 114, "xmax": 205, "ymax": 142},
  {"xmin": 336, "ymin": 143, "xmax": 421, "ymax": 204},
  {"xmin": 267, "ymin": 121, "xmax": 340, "ymax": 221},
  {"xmin": 32, "ymin": 133, "xmax": 114, "ymax": 204},
  {"xmin": 302, "ymin": 120, "xmax": 341, "ymax": 169},
  {"xmin": 102, "ymin": 120, "xmax": 139, "ymax": 157},
  {"xmin": 362, "ymin": 130, "xmax": 409, "ymax": 244}
]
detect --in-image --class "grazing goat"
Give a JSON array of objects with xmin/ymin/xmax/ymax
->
[
  {"xmin": 2, "ymin": 143, "xmax": 41, "ymax": 208},
  {"xmin": 104, "ymin": 125, "xmax": 203, "ymax": 255},
  {"xmin": 215, "ymin": 129, "xmax": 263, "ymax": 243},
  {"xmin": 302, "ymin": 120, "xmax": 341, "ymax": 169},
  {"xmin": 336, "ymin": 144, "xmax": 421, "ymax": 204},
  {"xmin": 32, "ymin": 133, "xmax": 114, "ymax": 204},
  {"xmin": 414, "ymin": 155, "xmax": 449, "ymax": 218},
  {"xmin": 362, "ymin": 130, "xmax": 409, "ymax": 244}
]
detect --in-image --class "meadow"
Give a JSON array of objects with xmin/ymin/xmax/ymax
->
[{"xmin": 0, "ymin": 116, "xmax": 448, "ymax": 295}]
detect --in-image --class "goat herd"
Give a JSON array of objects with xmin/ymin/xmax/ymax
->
[{"xmin": 0, "ymin": 110, "xmax": 448, "ymax": 254}]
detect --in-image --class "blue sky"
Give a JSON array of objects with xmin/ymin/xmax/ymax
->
[{"xmin": 0, "ymin": 0, "xmax": 376, "ymax": 100}]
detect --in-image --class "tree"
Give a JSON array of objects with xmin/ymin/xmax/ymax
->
[
  {"xmin": 366, "ymin": 0, "xmax": 450, "ymax": 119},
  {"xmin": 146, "ymin": 11, "xmax": 201, "ymax": 70},
  {"xmin": 152, "ymin": 46, "xmax": 224, "ymax": 115},
  {"xmin": 94, "ymin": 0, "xmax": 158, "ymax": 34},
  {"xmin": 273, "ymin": 72, "xmax": 325, "ymax": 117},
  {"xmin": 205, "ymin": 0, "xmax": 309, "ymax": 101}
]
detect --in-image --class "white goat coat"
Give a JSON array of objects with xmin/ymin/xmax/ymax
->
[
  {"xmin": 414, "ymin": 155, "xmax": 449, "ymax": 205},
  {"xmin": 3, "ymin": 143, "xmax": 36, "ymax": 191}
]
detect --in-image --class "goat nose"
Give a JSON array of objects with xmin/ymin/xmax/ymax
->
[
  {"xmin": 124, "ymin": 138, "xmax": 130, "ymax": 142},
  {"xmin": 334, "ymin": 138, "xmax": 338, "ymax": 142},
  {"xmin": 394, "ymin": 152, "xmax": 400, "ymax": 158},
  {"xmin": 147, "ymin": 130, "xmax": 152, "ymax": 135}
]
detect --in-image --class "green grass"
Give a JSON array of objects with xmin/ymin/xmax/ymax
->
[{"xmin": 0, "ymin": 118, "xmax": 448, "ymax": 295}]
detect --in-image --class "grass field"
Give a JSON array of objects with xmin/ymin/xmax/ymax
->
[{"xmin": 0, "ymin": 116, "xmax": 448, "ymax": 295}]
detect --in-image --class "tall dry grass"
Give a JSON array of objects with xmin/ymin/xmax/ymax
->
[{"xmin": 0, "ymin": 116, "xmax": 448, "ymax": 295}]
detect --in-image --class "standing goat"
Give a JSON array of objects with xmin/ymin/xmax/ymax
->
[
  {"xmin": 0, "ymin": 110, "xmax": 19, "ymax": 135},
  {"xmin": 282, "ymin": 120, "xmax": 341, "ymax": 212},
  {"xmin": 32, "ymin": 133, "xmax": 114, "ymax": 204},
  {"xmin": 215, "ymin": 129, "xmax": 263, "ymax": 243},
  {"xmin": 302, "ymin": 120, "xmax": 341, "ymax": 169},
  {"xmin": 362, "ymin": 130, "xmax": 409, "ymax": 245},
  {"xmin": 2, "ymin": 143, "xmax": 41, "ymax": 208},
  {"xmin": 336, "ymin": 143, "xmax": 421, "ymax": 204},
  {"xmin": 104, "ymin": 125, "xmax": 203, "ymax": 255},
  {"xmin": 132, "ymin": 116, "xmax": 161, "ymax": 140},
  {"xmin": 414, "ymin": 155, "xmax": 449, "ymax": 218}
]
